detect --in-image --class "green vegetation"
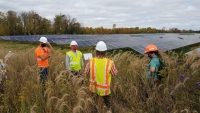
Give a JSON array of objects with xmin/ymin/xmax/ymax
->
[{"xmin": 0, "ymin": 41, "xmax": 200, "ymax": 112}]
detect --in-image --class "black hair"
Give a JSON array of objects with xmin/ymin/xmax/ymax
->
[
  {"xmin": 149, "ymin": 51, "xmax": 162, "ymax": 59},
  {"xmin": 96, "ymin": 50, "xmax": 106, "ymax": 56}
]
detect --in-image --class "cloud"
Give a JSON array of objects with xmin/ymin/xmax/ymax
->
[{"xmin": 0, "ymin": 0, "xmax": 199, "ymax": 30}]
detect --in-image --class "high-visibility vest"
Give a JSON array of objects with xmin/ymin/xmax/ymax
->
[
  {"xmin": 66, "ymin": 50, "xmax": 82, "ymax": 71},
  {"xmin": 89, "ymin": 58, "xmax": 113, "ymax": 96}
]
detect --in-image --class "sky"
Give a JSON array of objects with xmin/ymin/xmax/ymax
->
[{"xmin": 0, "ymin": 0, "xmax": 200, "ymax": 30}]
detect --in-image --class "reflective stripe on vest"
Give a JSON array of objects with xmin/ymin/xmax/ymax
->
[
  {"xmin": 89, "ymin": 58, "xmax": 112, "ymax": 96},
  {"xmin": 66, "ymin": 50, "xmax": 82, "ymax": 71},
  {"xmin": 90, "ymin": 58, "xmax": 96, "ymax": 92},
  {"xmin": 104, "ymin": 59, "xmax": 111, "ymax": 95}
]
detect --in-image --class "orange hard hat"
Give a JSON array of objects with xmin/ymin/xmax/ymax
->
[{"xmin": 144, "ymin": 44, "xmax": 158, "ymax": 53}]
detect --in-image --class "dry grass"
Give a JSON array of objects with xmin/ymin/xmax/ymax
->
[{"xmin": 0, "ymin": 47, "xmax": 200, "ymax": 113}]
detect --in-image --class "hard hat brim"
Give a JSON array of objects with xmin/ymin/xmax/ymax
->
[
  {"xmin": 70, "ymin": 44, "xmax": 78, "ymax": 47},
  {"xmin": 39, "ymin": 41, "xmax": 47, "ymax": 43}
]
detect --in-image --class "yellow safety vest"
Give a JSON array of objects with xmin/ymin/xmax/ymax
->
[
  {"xmin": 89, "ymin": 58, "xmax": 113, "ymax": 96},
  {"xmin": 66, "ymin": 50, "xmax": 82, "ymax": 71}
]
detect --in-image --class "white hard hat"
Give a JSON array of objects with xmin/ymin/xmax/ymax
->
[
  {"xmin": 39, "ymin": 37, "xmax": 47, "ymax": 43},
  {"xmin": 70, "ymin": 40, "xmax": 78, "ymax": 46},
  {"xmin": 96, "ymin": 41, "xmax": 107, "ymax": 51}
]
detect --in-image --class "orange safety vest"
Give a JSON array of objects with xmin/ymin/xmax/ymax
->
[
  {"xmin": 89, "ymin": 58, "xmax": 113, "ymax": 96},
  {"xmin": 35, "ymin": 46, "xmax": 50, "ymax": 67}
]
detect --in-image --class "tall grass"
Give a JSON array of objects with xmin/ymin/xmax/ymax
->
[{"xmin": 0, "ymin": 48, "xmax": 200, "ymax": 113}]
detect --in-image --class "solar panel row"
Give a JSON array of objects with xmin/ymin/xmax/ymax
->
[{"xmin": 1, "ymin": 34, "xmax": 200, "ymax": 54}]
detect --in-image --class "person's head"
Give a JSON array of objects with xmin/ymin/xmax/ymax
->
[
  {"xmin": 144, "ymin": 44, "xmax": 158, "ymax": 58},
  {"xmin": 70, "ymin": 40, "xmax": 78, "ymax": 51},
  {"xmin": 95, "ymin": 41, "xmax": 107, "ymax": 56},
  {"xmin": 39, "ymin": 37, "xmax": 47, "ymax": 47}
]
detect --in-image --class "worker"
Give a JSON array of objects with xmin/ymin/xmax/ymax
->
[
  {"xmin": 0, "ymin": 59, "xmax": 6, "ymax": 84},
  {"xmin": 144, "ymin": 44, "xmax": 162, "ymax": 83},
  {"xmin": 0, "ymin": 51, "xmax": 16, "ymax": 88},
  {"xmin": 85, "ymin": 41, "xmax": 117, "ymax": 112},
  {"xmin": 35, "ymin": 37, "xmax": 54, "ymax": 86},
  {"xmin": 66, "ymin": 40, "xmax": 84, "ymax": 75}
]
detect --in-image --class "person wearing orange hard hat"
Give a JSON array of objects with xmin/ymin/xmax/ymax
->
[{"xmin": 144, "ymin": 44, "xmax": 162, "ymax": 83}]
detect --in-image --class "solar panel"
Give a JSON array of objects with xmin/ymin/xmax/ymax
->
[
  {"xmin": 185, "ymin": 48, "xmax": 200, "ymax": 56},
  {"xmin": 26, "ymin": 38, "xmax": 35, "ymax": 42},
  {"xmin": 10, "ymin": 36, "xmax": 17, "ymax": 41},
  {"xmin": 2, "ymin": 36, "xmax": 10, "ymax": 40},
  {"xmin": 1, "ymin": 34, "xmax": 200, "ymax": 54}
]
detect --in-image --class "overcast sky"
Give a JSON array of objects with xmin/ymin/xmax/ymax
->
[{"xmin": 0, "ymin": 0, "xmax": 200, "ymax": 30}]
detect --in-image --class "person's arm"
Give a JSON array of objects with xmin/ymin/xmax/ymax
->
[
  {"xmin": 46, "ymin": 42, "xmax": 54, "ymax": 54},
  {"xmin": 81, "ymin": 57, "xmax": 84, "ymax": 69},
  {"xmin": 84, "ymin": 61, "xmax": 90, "ymax": 74},
  {"xmin": 36, "ymin": 49, "xmax": 50, "ymax": 60},
  {"xmin": 39, "ymin": 55, "xmax": 50, "ymax": 60},
  {"xmin": 65, "ymin": 55, "xmax": 70, "ymax": 71},
  {"xmin": 110, "ymin": 63, "xmax": 117, "ymax": 76},
  {"xmin": 148, "ymin": 60, "xmax": 156, "ymax": 76},
  {"xmin": 148, "ymin": 67, "xmax": 156, "ymax": 76}
]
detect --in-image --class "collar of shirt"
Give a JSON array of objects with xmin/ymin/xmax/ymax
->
[
  {"xmin": 70, "ymin": 50, "xmax": 77, "ymax": 56},
  {"xmin": 150, "ymin": 55, "xmax": 158, "ymax": 62},
  {"xmin": 152, "ymin": 55, "xmax": 158, "ymax": 59},
  {"xmin": 71, "ymin": 50, "xmax": 76, "ymax": 53}
]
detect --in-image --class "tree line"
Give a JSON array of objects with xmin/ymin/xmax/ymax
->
[{"xmin": 0, "ymin": 10, "xmax": 199, "ymax": 36}]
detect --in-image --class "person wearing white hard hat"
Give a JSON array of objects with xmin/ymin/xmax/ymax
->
[
  {"xmin": 84, "ymin": 41, "xmax": 117, "ymax": 112},
  {"xmin": 66, "ymin": 40, "xmax": 84, "ymax": 75},
  {"xmin": 35, "ymin": 37, "xmax": 54, "ymax": 86}
]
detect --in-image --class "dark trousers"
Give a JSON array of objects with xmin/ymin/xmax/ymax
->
[
  {"xmin": 39, "ymin": 67, "xmax": 48, "ymax": 85},
  {"xmin": 71, "ymin": 70, "xmax": 80, "ymax": 76},
  {"xmin": 91, "ymin": 93, "xmax": 112, "ymax": 112},
  {"xmin": 103, "ymin": 95, "xmax": 112, "ymax": 109}
]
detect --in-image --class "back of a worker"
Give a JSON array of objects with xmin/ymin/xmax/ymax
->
[
  {"xmin": 89, "ymin": 57, "xmax": 113, "ymax": 95},
  {"xmin": 85, "ymin": 41, "xmax": 117, "ymax": 112}
]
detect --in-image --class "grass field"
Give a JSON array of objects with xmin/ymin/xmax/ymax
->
[{"xmin": 0, "ymin": 40, "xmax": 200, "ymax": 113}]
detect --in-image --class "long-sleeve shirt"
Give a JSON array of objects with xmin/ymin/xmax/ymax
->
[
  {"xmin": 84, "ymin": 56, "xmax": 117, "ymax": 76},
  {"xmin": 65, "ymin": 51, "xmax": 84, "ymax": 71}
]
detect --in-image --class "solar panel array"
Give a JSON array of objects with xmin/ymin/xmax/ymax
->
[
  {"xmin": 185, "ymin": 48, "xmax": 200, "ymax": 55},
  {"xmin": 1, "ymin": 33, "xmax": 200, "ymax": 54}
]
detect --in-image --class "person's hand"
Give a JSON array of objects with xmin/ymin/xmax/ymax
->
[
  {"xmin": 69, "ymin": 71, "xmax": 75, "ymax": 76},
  {"xmin": 148, "ymin": 71, "xmax": 152, "ymax": 76},
  {"xmin": 46, "ymin": 42, "xmax": 51, "ymax": 46},
  {"xmin": 47, "ymin": 53, "xmax": 51, "ymax": 58}
]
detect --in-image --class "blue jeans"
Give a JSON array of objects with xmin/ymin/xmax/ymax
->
[{"xmin": 39, "ymin": 67, "xmax": 48, "ymax": 85}]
